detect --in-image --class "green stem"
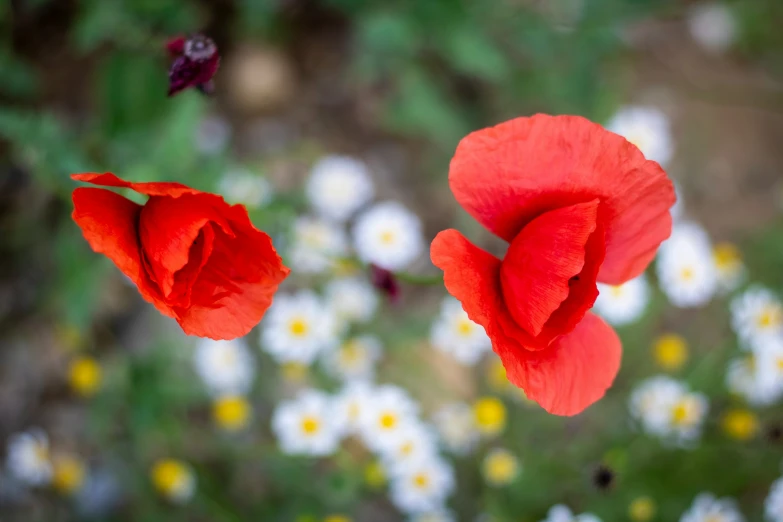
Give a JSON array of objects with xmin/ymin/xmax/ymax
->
[{"xmin": 395, "ymin": 272, "xmax": 444, "ymax": 286}]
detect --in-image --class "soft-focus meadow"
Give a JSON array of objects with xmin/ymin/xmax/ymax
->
[{"xmin": 2, "ymin": 0, "xmax": 783, "ymax": 521}]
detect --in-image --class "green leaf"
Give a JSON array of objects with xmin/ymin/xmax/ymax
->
[{"xmin": 442, "ymin": 24, "xmax": 510, "ymax": 82}]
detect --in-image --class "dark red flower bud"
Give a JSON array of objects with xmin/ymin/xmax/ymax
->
[
  {"xmin": 166, "ymin": 34, "xmax": 220, "ymax": 97},
  {"xmin": 370, "ymin": 264, "xmax": 400, "ymax": 303}
]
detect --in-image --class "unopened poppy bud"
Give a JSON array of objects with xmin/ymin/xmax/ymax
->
[
  {"xmin": 370, "ymin": 264, "xmax": 400, "ymax": 302},
  {"xmin": 166, "ymin": 34, "xmax": 220, "ymax": 97}
]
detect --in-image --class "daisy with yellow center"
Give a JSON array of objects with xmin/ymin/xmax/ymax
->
[
  {"xmin": 721, "ymin": 408, "xmax": 759, "ymax": 441},
  {"xmin": 656, "ymin": 223, "xmax": 718, "ymax": 308},
  {"xmin": 713, "ymin": 242, "xmax": 744, "ymax": 291},
  {"xmin": 69, "ymin": 356, "xmax": 102, "ymax": 397},
  {"xmin": 594, "ymin": 275, "xmax": 650, "ymax": 326},
  {"xmin": 731, "ymin": 287, "xmax": 783, "ymax": 350},
  {"xmin": 150, "ymin": 459, "xmax": 195, "ymax": 503},
  {"xmin": 431, "ymin": 297, "xmax": 491, "ymax": 365},
  {"xmin": 353, "ymin": 201, "xmax": 424, "ymax": 272},
  {"xmin": 473, "ymin": 396, "xmax": 507, "ymax": 437},
  {"xmin": 272, "ymin": 390, "xmax": 341, "ymax": 456},
  {"xmin": 212, "ymin": 395, "xmax": 252, "ymax": 431},
  {"xmin": 388, "ymin": 455, "xmax": 455, "ymax": 513},
  {"xmin": 653, "ymin": 333, "xmax": 689, "ymax": 371},
  {"xmin": 357, "ymin": 385, "xmax": 419, "ymax": 452},
  {"xmin": 323, "ymin": 335, "xmax": 382, "ymax": 382},
  {"xmin": 482, "ymin": 448, "xmax": 520, "ymax": 486},
  {"xmin": 52, "ymin": 454, "xmax": 86, "ymax": 495}
]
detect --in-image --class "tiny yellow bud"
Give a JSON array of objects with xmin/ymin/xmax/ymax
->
[
  {"xmin": 473, "ymin": 396, "xmax": 507, "ymax": 436},
  {"xmin": 52, "ymin": 455, "xmax": 86, "ymax": 495},
  {"xmin": 653, "ymin": 334, "xmax": 688, "ymax": 371},
  {"xmin": 721, "ymin": 408, "xmax": 759, "ymax": 441},
  {"xmin": 212, "ymin": 395, "xmax": 252, "ymax": 431},
  {"xmin": 629, "ymin": 496, "xmax": 656, "ymax": 521},
  {"xmin": 69, "ymin": 357, "xmax": 102, "ymax": 397}
]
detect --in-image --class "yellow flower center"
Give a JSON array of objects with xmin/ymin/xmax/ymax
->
[
  {"xmin": 339, "ymin": 342, "xmax": 363, "ymax": 366},
  {"xmin": 53, "ymin": 455, "xmax": 86, "ymax": 495},
  {"xmin": 281, "ymin": 362, "xmax": 308, "ymax": 382},
  {"xmin": 628, "ymin": 496, "xmax": 656, "ymax": 522},
  {"xmin": 379, "ymin": 412, "xmax": 397, "ymax": 430},
  {"xmin": 483, "ymin": 450, "xmax": 519, "ymax": 485},
  {"xmin": 473, "ymin": 396, "xmax": 507, "ymax": 436},
  {"xmin": 756, "ymin": 305, "xmax": 782, "ymax": 330},
  {"xmin": 777, "ymin": 357, "xmax": 783, "ymax": 372},
  {"xmin": 721, "ymin": 408, "xmax": 759, "ymax": 441},
  {"xmin": 151, "ymin": 459, "xmax": 190, "ymax": 497},
  {"xmin": 486, "ymin": 359, "xmax": 511, "ymax": 392},
  {"xmin": 653, "ymin": 334, "xmax": 688, "ymax": 371},
  {"xmin": 347, "ymin": 402, "xmax": 360, "ymax": 421},
  {"xmin": 69, "ymin": 357, "xmax": 102, "ymax": 397},
  {"xmin": 671, "ymin": 401, "xmax": 694, "ymax": 426},
  {"xmin": 212, "ymin": 396, "xmax": 251, "ymax": 431},
  {"xmin": 456, "ymin": 319, "xmax": 474, "ymax": 336},
  {"xmin": 400, "ymin": 441, "xmax": 415, "ymax": 456},
  {"xmin": 610, "ymin": 285, "xmax": 624, "ymax": 297},
  {"xmin": 412, "ymin": 473, "xmax": 430, "ymax": 489},
  {"xmin": 289, "ymin": 318, "xmax": 309, "ymax": 337},
  {"xmin": 379, "ymin": 230, "xmax": 395, "ymax": 245},
  {"xmin": 713, "ymin": 242, "xmax": 740, "ymax": 269},
  {"xmin": 301, "ymin": 416, "xmax": 320, "ymax": 435},
  {"xmin": 680, "ymin": 266, "xmax": 695, "ymax": 281},
  {"xmin": 363, "ymin": 461, "xmax": 386, "ymax": 488}
]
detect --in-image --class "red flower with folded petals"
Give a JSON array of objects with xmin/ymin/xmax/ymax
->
[
  {"xmin": 431, "ymin": 114, "xmax": 676, "ymax": 416},
  {"xmin": 71, "ymin": 173, "xmax": 289, "ymax": 340}
]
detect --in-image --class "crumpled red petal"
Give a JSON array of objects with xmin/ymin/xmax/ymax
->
[
  {"xmin": 71, "ymin": 187, "xmax": 174, "ymax": 318},
  {"xmin": 449, "ymin": 114, "xmax": 675, "ymax": 285},
  {"xmin": 500, "ymin": 312, "xmax": 622, "ymax": 416},
  {"xmin": 71, "ymin": 172, "xmax": 200, "ymax": 198},
  {"xmin": 500, "ymin": 199, "xmax": 599, "ymax": 336}
]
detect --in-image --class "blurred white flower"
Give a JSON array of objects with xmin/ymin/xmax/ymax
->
[
  {"xmin": 606, "ymin": 106, "xmax": 673, "ymax": 166},
  {"xmin": 194, "ymin": 115, "xmax": 231, "ymax": 155},
  {"xmin": 482, "ymin": 448, "xmax": 520, "ymax": 486},
  {"xmin": 333, "ymin": 381, "xmax": 374, "ymax": 437},
  {"xmin": 261, "ymin": 291, "xmax": 340, "ymax": 365},
  {"xmin": 730, "ymin": 287, "xmax": 783, "ymax": 351},
  {"xmin": 430, "ymin": 297, "xmax": 491, "ymax": 365},
  {"xmin": 765, "ymin": 476, "xmax": 783, "ymax": 522},
  {"xmin": 324, "ymin": 276, "xmax": 379, "ymax": 325},
  {"xmin": 657, "ymin": 222, "xmax": 718, "ymax": 307},
  {"xmin": 378, "ymin": 420, "xmax": 440, "ymax": 471},
  {"xmin": 432, "ymin": 402, "xmax": 479, "ymax": 455},
  {"xmin": 539, "ymin": 504, "xmax": 602, "ymax": 522},
  {"xmin": 726, "ymin": 354, "xmax": 783, "ymax": 406},
  {"xmin": 150, "ymin": 459, "xmax": 195, "ymax": 504},
  {"xmin": 194, "ymin": 338, "xmax": 255, "ymax": 396},
  {"xmin": 688, "ymin": 3, "xmax": 737, "ymax": 54},
  {"xmin": 306, "ymin": 155, "xmax": 374, "ymax": 222},
  {"xmin": 322, "ymin": 335, "xmax": 382, "ymax": 382},
  {"xmin": 594, "ymin": 274, "xmax": 650, "ymax": 326},
  {"xmin": 680, "ymin": 492, "xmax": 744, "ymax": 522},
  {"xmin": 271, "ymin": 389, "xmax": 341, "ymax": 456},
  {"xmin": 713, "ymin": 242, "xmax": 745, "ymax": 293},
  {"xmin": 289, "ymin": 216, "xmax": 348, "ymax": 274},
  {"xmin": 353, "ymin": 201, "xmax": 424, "ymax": 271},
  {"xmin": 388, "ymin": 454, "xmax": 455, "ymax": 514},
  {"xmin": 672, "ymin": 180, "xmax": 685, "ymax": 222},
  {"xmin": 409, "ymin": 508, "xmax": 456, "ymax": 522},
  {"xmin": 219, "ymin": 168, "xmax": 272, "ymax": 208},
  {"xmin": 6, "ymin": 429, "xmax": 52, "ymax": 486},
  {"xmin": 358, "ymin": 384, "xmax": 420, "ymax": 452},
  {"xmin": 630, "ymin": 376, "xmax": 708, "ymax": 443}
]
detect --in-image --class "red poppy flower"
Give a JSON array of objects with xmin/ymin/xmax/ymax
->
[
  {"xmin": 431, "ymin": 115, "xmax": 675, "ymax": 416},
  {"xmin": 71, "ymin": 172, "xmax": 289, "ymax": 340}
]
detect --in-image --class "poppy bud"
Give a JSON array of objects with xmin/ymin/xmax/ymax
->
[
  {"xmin": 370, "ymin": 264, "xmax": 400, "ymax": 303},
  {"xmin": 166, "ymin": 34, "xmax": 220, "ymax": 97}
]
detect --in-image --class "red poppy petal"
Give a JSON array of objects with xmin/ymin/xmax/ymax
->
[
  {"xmin": 138, "ymin": 193, "xmax": 233, "ymax": 297},
  {"xmin": 71, "ymin": 188, "xmax": 174, "ymax": 318},
  {"xmin": 174, "ymin": 204, "xmax": 290, "ymax": 340},
  {"xmin": 449, "ymin": 114, "xmax": 675, "ymax": 285},
  {"xmin": 71, "ymin": 172, "xmax": 200, "ymax": 198},
  {"xmin": 430, "ymin": 229, "xmax": 535, "ymax": 352},
  {"xmin": 167, "ymin": 225, "xmax": 216, "ymax": 309},
  {"xmin": 166, "ymin": 35, "xmax": 186, "ymax": 56},
  {"xmin": 500, "ymin": 199, "xmax": 599, "ymax": 336},
  {"xmin": 501, "ymin": 312, "xmax": 621, "ymax": 416}
]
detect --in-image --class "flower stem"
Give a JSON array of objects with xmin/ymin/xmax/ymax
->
[{"xmin": 395, "ymin": 272, "xmax": 444, "ymax": 286}]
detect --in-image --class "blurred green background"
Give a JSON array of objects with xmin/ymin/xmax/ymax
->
[{"xmin": 2, "ymin": 0, "xmax": 783, "ymax": 521}]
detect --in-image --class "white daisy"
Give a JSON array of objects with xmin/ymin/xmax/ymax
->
[
  {"xmin": 6, "ymin": 429, "xmax": 52, "ymax": 486},
  {"xmin": 324, "ymin": 276, "xmax": 379, "ymax": 325},
  {"xmin": 193, "ymin": 338, "xmax": 255, "ymax": 397},
  {"xmin": 357, "ymin": 384, "xmax": 420, "ymax": 452},
  {"xmin": 657, "ymin": 222, "xmax": 718, "ymax": 307},
  {"xmin": 271, "ymin": 389, "xmax": 341, "ymax": 456},
  {"xmin": 594, "ymin": 274, "xmax": 650, "ymax": 326},
  {"xmin": 672, "ymin": 180, "xmax": 685, "ymax": 222},
  {"xmin": 630, "ymin": 376, "xmax": 708, "ymax": 443},
  {"xmin": 765, "ymin": 476, "xmax": 783, "ymax": 522},
  {"xmin": 353, "ymin": 201, "xmax": 424, "ymax": 271},
  {"xmin": 218, "ymin": 168, "xmax": 272, "ymax": 208},
  {"xmin": 261, "ymin": 291, "xmax": 340, "ymax": 365},
  {"xmin": 306, "ymin": 155, "xmax": 374, "ymax": 222},
  {"xmin": 377, "ymin": 420, "xmax": 440, "ymax": 470},
  {"xmin": 289, "ymin": 216, "xmax": 348, "ymax": 274},
  {"xmin": 194, "ymin": 115, "xmax": 231, "ymax": 155},
  {"xmin": 540, "ymin": 504, "xmax": 602, "ymax": 522},
  {"xmin": 322, "ymin": 335, "xmax": 382, "ymax": 382},
  {"xmin": 150, "ymin": 459, "xmax": 195, "ymax": 504},
  {"xmin": 333, "ymin": 381, "xmax": 375, "ymax": 437},
  {"xmin": 606, "ymin": 105, "xmax": 673, "ymax": 166},
  {"xmin": 687, "ymin": 3, "xmax": 737, "ymax": 54},
  {"xmin": 713, "ymin": 243, "xmax": 745, "ymax": 293},
  {"xmin": 680, "ymin": 493, "xmax": 744, "ymax": 522},
  {"xmin": 726, "ymin": 353, "xmax": 783, "ymax": 406},
  {"xmin": 388, "ymin": 454, "xmax": 455, "ymax": 515},
  {"xmin": 430, "ymin": 297, "xmax": 491, "ymax": 365},
  {"xmin": 432, "ymin": 402, "xmax": 479, "ymax": 455},
  {"xmin": 730, "ymin": 287, "xmax": 783, "ymax": 351},
  {"xmin": 410, "ymin": 508, "xmax": 456, "ymax": 522}
]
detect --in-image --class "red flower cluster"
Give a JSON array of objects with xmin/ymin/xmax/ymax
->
[
  {"xmin": 431, "ymin": 115, "xmax": 675, "ymax": 416},
  {"xmin": 71, "ymin": 173, "xmax": 289, "ymax": 340}
]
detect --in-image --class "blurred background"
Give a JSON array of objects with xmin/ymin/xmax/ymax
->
[{"xmin": 2, "ymin": 0, "xmax": 783, "ymax": 521}]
